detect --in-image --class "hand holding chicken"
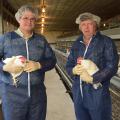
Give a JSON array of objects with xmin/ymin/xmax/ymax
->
[
  {"xmin": 78, "ymin": 65, "xmax": 93, "ymax": 83},
  {"xmin": 72, "ymin": 58, "xmax": 99, "ymax": 84},
  {"xmin": 24, "ymin": 60, "xmax": 41, "ymax": 72}
]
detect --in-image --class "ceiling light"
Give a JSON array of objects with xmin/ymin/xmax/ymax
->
[
  {"xmin": 41, "ymin": 13, "xmax": 46, "ymax": 17},
  {"xmin": 41, "ymin": 29, "xmax": 44, "ymax": 34},
  {"xmin": 41, "ymin": 0, "xmax": 46, "ymax": 33},
  {"xmin": 41, "ymin": 17, "xmax": 45, "ymax": 22},
  {"xmin": 42, "ymin": 6, "xmax": 46, "ymax": 13},
  {"xmin": 41, "ymin": 24, "xmax": 44, "ymax": 27}
]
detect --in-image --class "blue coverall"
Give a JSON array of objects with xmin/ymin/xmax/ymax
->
[
  {"xmin": 0, "ymin": 31, "xmax": 56, "ymax": 120},
  {"xmin": 66, "ymin": 31, "xmax": 119, "ymax": 120}
]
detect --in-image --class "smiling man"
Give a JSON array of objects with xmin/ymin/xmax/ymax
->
[{"xmin": 0, "ymin": 5, "xmax": 56, "ymax": 120}]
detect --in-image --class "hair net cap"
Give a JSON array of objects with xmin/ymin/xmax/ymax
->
[{"xmin": 75, "ymin": 12, "xmax": 101, "ymax": 26}]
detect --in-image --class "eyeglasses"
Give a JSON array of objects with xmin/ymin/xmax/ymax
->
[{"xmin": 21, "ymin": 17, "xmax": 36, "ymax": 22}]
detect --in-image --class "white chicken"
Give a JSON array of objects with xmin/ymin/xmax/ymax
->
[
  {"xmin": 3, "ymin": 55, "xmax": 27, "ymax": 86},
  {"xmin": 80, "ymin": 59, "xmax": 99, "ymax": 76},
  {"xmin": 77, "ymin": 58, "xmax": 102, "ymax": 89}
]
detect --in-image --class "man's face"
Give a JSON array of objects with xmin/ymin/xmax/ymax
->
[
  {"xmin": 79, "ymin": 19, "xmax": 97, "ymax": 38},
  {"xmin": 18, "ymin": 11, "xmax": 36, "ymax": 32}
]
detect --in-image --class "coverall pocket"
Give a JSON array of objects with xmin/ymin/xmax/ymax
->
[{"xmin": 83, "ymin": 84, "xmax": 103, "ymax": 110}]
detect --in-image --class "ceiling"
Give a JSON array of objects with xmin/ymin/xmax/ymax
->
[{"xmin": 7, "ymin": 0, "xmax": 120, "ymax": 32}]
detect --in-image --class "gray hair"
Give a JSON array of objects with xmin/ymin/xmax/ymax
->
[
  {"xmin": 75, "ymin": 12, "xmax": 101, "ymax": 26},
  {"xmin": 15, "ymin": 5, "xmax": 38, "ymax": 22}
]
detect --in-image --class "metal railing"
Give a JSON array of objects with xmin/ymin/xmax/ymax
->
[{"xmin": 55, "ymin": 64, "xmax": 73, "ymax": 100}]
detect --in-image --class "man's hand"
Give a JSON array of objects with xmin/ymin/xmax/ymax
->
[
  {"xmin": 3, "ymin": 58, "xmax": 23, "ymax": 74},
  {"xmin": 24, "ymin": 60, "xmax": 41, "ymax": 72},
  {"xmin": 72, "ymin": 64, "xmax": 82, "ymax": 75},
  {"xmin": 79, "ymin": 65, "xmax": 93, "ymax": 83}
]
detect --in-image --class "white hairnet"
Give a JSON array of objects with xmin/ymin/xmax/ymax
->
[{"xmin": 75, "ymin": 12, "xmax": 101, "ymax": 26}]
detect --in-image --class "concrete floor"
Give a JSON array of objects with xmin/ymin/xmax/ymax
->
[{"xmin": 45, "ymin": 69, "xmax": 75, "ymax": 120}]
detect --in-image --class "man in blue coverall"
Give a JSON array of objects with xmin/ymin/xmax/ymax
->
[
  {"xmin": 0, "ymin": 5, "xmax": 56, "ymax": 120},
  {"xmin": 66, "ymin": 12, "xmax": 119, "ymax": 120}
]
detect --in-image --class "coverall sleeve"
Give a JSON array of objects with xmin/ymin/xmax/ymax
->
[
  {"xmin": 0, "ymin": 35, "xmax": 5, "ymax": 71},
  {"xmin": 93, "ymin": 38, "xmax": 119, "ymax": 83},
  {"xmin": 66, "ymin": 46, "xmax": 76, "ymax": 79},
  {"xmin": 39, "ymin": 38, "xmax": 56, "ymax": 72}
]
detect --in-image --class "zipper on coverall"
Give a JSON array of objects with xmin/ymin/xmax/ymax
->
[
  {"xmin": 25, "ymin": 40, "xmax": 31, "ymax": 97},
  {"xmin": 80, "ymin": 38, "xmax": 92, "ymax": 98}
]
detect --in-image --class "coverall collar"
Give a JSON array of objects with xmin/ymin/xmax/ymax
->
[{"xmin": 15, "ymin": 28, "xmax": 33, "ymax": 40}]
